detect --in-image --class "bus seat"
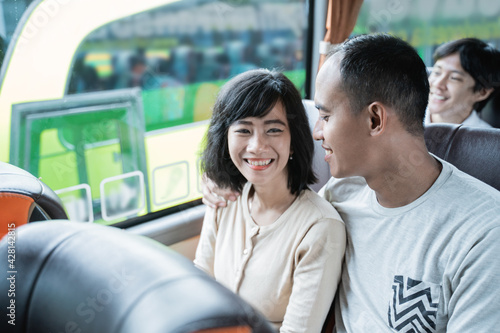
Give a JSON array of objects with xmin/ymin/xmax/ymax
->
[
  {"xmin": 0, "ymin": 221, "xmax": 274, "ymax": 333},
  {"xmin": 425, "ymin": 123, "xmax": 500, "ymax": 191},
  {"xmin": 479, "ymin": 90, "xmax": 500, "ymax": 128},
  {"xmin": 0, "ymin": 162, "xmax": 68, "ymax": 239},
  {"xmin": 303, "ymin": 99, "xmax": 331, "ymax": 192}
]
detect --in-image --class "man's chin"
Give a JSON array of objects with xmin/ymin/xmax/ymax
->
[
  {"xmin": 428, "ymin": 100, "xmax": 449, "ymax": 114},
  {"xmin": 428, "ymin": 106, "xmax": 443, "ymax": 115},
  {"xmin": 329, "ymin": 167, "xmax": 345, "ymax": 179}
]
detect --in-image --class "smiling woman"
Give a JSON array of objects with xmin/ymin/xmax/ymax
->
[
  {"xmin": 195, "ymin": 69, "xmax": 346, "ymax": 332},
  {"xmin": 227, "ymin": 102, "xmax": 291, "ymax": 202}
]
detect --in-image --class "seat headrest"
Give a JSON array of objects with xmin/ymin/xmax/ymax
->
[
  {"xmin": 0, "ymin": 162, "xmax": 68, "ymax": 238},
  {"xmin": 480, "ymin": 90, "xmax": 500, "ymax": 128},
  {"xmin": 0, "ymin": 221, "xmax": 274, "ymax": 333},
  {"xmin": 425, "ymin": 123, "xmax": 500, "ymax": 191}
]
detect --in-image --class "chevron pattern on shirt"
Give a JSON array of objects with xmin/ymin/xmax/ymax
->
[{"xmin": 388, "ymin": 275, "xmax": 439, "ymax": 333}]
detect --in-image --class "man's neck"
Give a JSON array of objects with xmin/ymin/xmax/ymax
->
[{"xmin": 365, "ymin": 143, "xmax": 442, "ymax": 208}]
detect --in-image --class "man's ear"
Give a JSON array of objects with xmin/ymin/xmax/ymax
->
[
  {"xmin": 475, "ymin": 87, "xmax": 495, "ymax": 102},
  {"xmin": 367, "ymin": 102, "xmax": 387, "ymax": 136}
]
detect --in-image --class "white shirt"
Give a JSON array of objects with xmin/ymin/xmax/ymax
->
[
  {"xmin": 320, "ymin": 157, "xmax": 500, "ymax": 332},
  {"xmin": 424, "ymin": 109, "xmax": 492, "ymax": 128}
]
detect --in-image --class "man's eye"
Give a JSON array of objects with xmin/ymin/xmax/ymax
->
[
  {"xmin": 450, "ymin": 76, "xmax": 462, "ymax": 82},
  {"xmin": 321, "ymin": 116, "xmax": 329, "ymax": 122}
]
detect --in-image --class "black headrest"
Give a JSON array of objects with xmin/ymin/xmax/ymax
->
[
  {"xmin": 425, "ymin": 123, "xmax": 500, "ymax": 191},
  {"xmin": 0, "ymin": 221, "xmax": 274, "ymax": 333},
  {"xmin": 480, "ymin": 90, "xmax": 500, "ymax": 128},
  {"xmin": 0, "ymin": 161, "xmax": 68, "ymax": 221}
]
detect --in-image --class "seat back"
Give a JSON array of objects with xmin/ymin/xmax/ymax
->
[
  {"xmin": 0, "ymin": 162, "xmax": 68, "ymax": 238},
  {"xmin": 479, "ymin": 90, "xmax": 500, "ymax": 128},
  {"xmin": 0, "ymin": 221, "xmax": 274, "ymax": 333},
  {"xmin": 424, "ymin": 123, "xmax": 500, "ymax": 191}
]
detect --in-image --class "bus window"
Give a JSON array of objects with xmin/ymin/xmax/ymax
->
[
  {"xmin": 1, "ymin": 0, "xmax": 309, "ymax": 226},
  {"xmin": 10, "ymin": 88, "xmax": 148, "ymax": 224},
  {"xmin": 0, "ymin": 1, "xmax": 34, "ymax": 54},
  {"xmin": 352, "ymin": 0, "xmax": 500, "ymax": 65},
  {"xmin": 66, "ymin": 0, "xmax": 308, "ymax": 130}
]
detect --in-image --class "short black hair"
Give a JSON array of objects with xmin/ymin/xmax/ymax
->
[
  {"xmin": 433, "ymin": 38, "xmax": 500, "ymax": 111},
  {"xmin": 329, "ymin": 33, "xmax": 429, "ymax": 136},
  {"xmin": 201, "ymin": 69, "xmax": 316, "ymax": 195}
]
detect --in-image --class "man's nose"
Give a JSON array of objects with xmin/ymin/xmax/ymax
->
[
  {"xmin": 313, "ymin": 118, "xmax": 323, "ymax": 141},
  {"xmin": 431, "ymin": 73, "xmax": 447, "ymax": 90}
]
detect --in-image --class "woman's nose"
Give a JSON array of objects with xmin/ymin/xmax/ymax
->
[{"xmin": 247, "ymin": 133, "xmax": 267, "ymax": 152}]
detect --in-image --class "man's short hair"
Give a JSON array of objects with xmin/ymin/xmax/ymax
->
[
  {"xmin": 329, "ymin": 34, "xmax": 430, "ymax": 136},
  {"xmin": 433, "ymin": 38, "xmax": 500, "ymax": 111}
]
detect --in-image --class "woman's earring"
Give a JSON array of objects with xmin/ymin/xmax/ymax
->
[{"xmin": 289, "ymin": 155, "xmax": 293, "ymax": 160}]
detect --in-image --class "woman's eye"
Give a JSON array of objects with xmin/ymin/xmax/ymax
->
[
  {"xmin": 268, "ymin": 128, "xmax": 283, "ymax": 133},
  {"xmin": 450, "ymin": 76, "xmax": 462, "ymax": 82},
  {"xmin": 321, "ymin": 116, "xmax": 329, "ymax": 122},
  {"xmin": 235, "ymin": 129, "xmax": 250, "ymax": 134}
]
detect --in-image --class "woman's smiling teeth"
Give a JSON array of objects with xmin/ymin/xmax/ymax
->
[{"xmin": 246, "ymin": 159, "xmax": 272, "ymax": 166}]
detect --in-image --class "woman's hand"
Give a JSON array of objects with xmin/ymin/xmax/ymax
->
[{"xmin": 201, "ymin": 174, "xmax": 240, "ymax": 208}]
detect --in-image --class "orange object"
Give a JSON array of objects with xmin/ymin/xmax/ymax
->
[
  {"xmin": 0, "ymin": 193, "xmax": 34, "ymax": 239},
  {"xmin": 318, "ymin": 0, "xmax": 363, "ymax": 70}
]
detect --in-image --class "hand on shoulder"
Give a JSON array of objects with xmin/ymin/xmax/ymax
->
[{"xmin": 202, "ymin": 174, "xmax": 240, "ymax": 208}]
